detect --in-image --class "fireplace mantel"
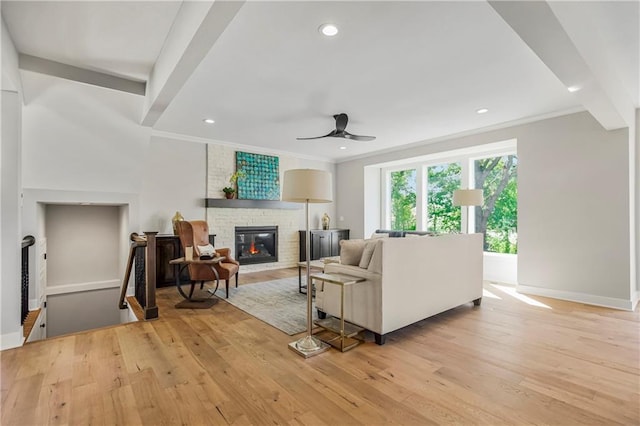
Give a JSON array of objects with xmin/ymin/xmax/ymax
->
[{"xmin": 205, "ymin": 198, "xmax": 302, "ymax": 210}]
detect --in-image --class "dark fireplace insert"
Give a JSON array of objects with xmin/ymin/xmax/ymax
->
[{"xmin": 235, "ymin": 226, "xmax": 278, "ymax": 265}]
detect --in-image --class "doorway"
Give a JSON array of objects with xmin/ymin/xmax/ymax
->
[{"xmin": 44, "ymin": 204, "xmax": 126, "ymax": 337}]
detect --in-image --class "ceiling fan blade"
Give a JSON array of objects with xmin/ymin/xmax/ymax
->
[
  {"xmin": 297, "ymin": 114, "xmax": 375, "ymax": 141},
  {"xmin": 334, "ymin": 113, "xmax": 348, "ymax": 132},
  {"xmin": 296, "ymin": 130, "xmax": 338, "ymax": 140},
  {"xmin": 344, "ymin": 132, "xmax": 376, "ymax": 141}
]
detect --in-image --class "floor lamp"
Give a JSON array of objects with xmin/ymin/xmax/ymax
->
[
  {"xmin": 282, "ymin": 169, "xmax": 332, "ymax": 357},
  {"xmin": 453, "ymin": 189, "xmax": 483, "ymax": 233}
]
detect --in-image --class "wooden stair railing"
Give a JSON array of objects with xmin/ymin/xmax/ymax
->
[{"xmin": 118, "ymin": 232, "xmax": 159, "ymax": 320}]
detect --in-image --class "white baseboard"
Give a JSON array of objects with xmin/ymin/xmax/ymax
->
[
  {"xmin": 517, "ymin": 285, "xmax": 635, "ymax": 311},
  {"xmin": 632, "ymin": 291, "xmax": 640, "ymax": 311},
  {"xmin": 0, "ymin": 331, "xmax": 23, "ymax": 350},
  {"xmin": 46, "ymin": 279, "xmax": 120, "ymax": 295}
]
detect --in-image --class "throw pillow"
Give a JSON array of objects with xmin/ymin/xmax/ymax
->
[
  {"xmin": 367, "ymin": 240, "xmax": 383, "ymax": 274},
  {"xmin": 358, "ymin": 240, "xmax": 377, "ymax": 269},
  {"xmin": 340, "ymin": 239, "xmax": 366, "ymax": 266},
  {"xmin": 197, "ymin": 243, "xmax": 215, "ymax": 258}
]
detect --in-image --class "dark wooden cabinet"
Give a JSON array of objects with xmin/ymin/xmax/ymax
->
[
  {"xmin": 135, "ymin": 234, "xmax": 215, "ymax": 288},
  {"xmin": 299, "ymin": 229, "xmax": 349, "ymax": 261}
]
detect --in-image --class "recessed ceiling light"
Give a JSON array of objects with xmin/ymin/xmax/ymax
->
[
  {"xmin": 567, "ymin": 86, "xmax": 581, "ymax": 93},
  {"xmin": 476, "ymin": 108, "xmax": 489, "ymax": 114},
  {"xmin": 319, "ymin": 23, "xmax": 338, "ymax": 37},
  {"xmin": 339, "ymin": 146, "xmax": 347, "ymax": 150},
  {"xmin": 203, "ymin": 118, "xmax": 215, "ymax": 124}
]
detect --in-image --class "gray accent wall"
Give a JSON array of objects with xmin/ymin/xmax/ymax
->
[
  {"xmin": 517, "ymin": 113, "xmax": 629, "ymax": 300},
  {"xmin": 336, "ymin": 111, "xmax": 633, "ymax": 307}
]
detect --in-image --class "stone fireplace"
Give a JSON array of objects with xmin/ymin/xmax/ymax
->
[{"xmin": 235, "ymin": 226, "xmax": 278, "ymax": 265}]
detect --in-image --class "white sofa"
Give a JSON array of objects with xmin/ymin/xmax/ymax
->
[{"xmin": 315, "ymin": 233, "xmax": 483, "ymax": 344}]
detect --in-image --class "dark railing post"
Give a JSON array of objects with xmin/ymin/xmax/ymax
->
[
  {"xmin": 21, "ymin": 235, "xmax": 35, "ymax": 325},
  {"xmin": 143, "ymin": 232, "xmax": 159, "ymax": 320},
  {"xmin": 119, "ymin": 233, "xmax": 147, "ymax": 310}
]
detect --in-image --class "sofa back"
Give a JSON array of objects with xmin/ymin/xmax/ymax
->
[
  {"xmin": 378, "ymin": 233, "xmax": 483, "ymax": 334},
  {"xmin": 374, "ymin": 229, "xmax": 433, "ymax": 237}
]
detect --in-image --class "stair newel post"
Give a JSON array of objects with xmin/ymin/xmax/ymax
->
[{"xmin": 143, "ymin": 231, "xmax": 159, "ymax": 320}]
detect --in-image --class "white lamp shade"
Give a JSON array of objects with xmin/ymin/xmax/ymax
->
[
  {"xmin": 282, "ymin": 169, "xmax": 333, "ymax": 203},
  {"xmin": 453, "ymin": 189, "xmax": 483, "ymax": 206}
]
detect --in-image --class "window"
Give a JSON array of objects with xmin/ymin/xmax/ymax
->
[
  {"xmin": 389, "ymin": 169, "xmax": 416, "ymax": 230},
  {"xmin": 382, "ymin": 141, "xmax": 517, "ymax": 254},
  {"xmin": 427, "ymin": 163, "xmax": 461, "ymax": 233},
  {"xmin": 474, "ymin": 155, "xmax": 518, "ymax": 253}
]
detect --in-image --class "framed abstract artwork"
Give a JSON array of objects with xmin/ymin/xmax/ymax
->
[{"xmin": 235, "ymin": 151, "xmax": 280, "ymax": 200}]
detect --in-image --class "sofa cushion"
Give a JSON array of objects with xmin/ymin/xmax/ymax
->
[
  {"xmin": 358, "ymin": 239, "xmax": 377, "ymax": 269},
  {"xmin": 340, "ymin": 239, "xmax": 366, "ymax": 265}
]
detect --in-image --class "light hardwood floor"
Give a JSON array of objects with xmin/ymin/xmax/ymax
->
[{"xmin": 2, "ymin": 267, "xmax": 639, "ymax": 425}]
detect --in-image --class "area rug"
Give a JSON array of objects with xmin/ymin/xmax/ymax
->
[{"xmin": 214, "ymin": 277, "xmax": 317, "ymax": 335}]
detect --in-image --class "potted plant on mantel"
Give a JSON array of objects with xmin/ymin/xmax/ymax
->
[{"xmin": 222, "ymin": 170, "xmax": 245, "ymax": 199}]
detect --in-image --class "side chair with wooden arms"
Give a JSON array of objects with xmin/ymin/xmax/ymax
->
[{"xmin": 176, "ymin": 220, "xmax": 240, "ymax": 299}]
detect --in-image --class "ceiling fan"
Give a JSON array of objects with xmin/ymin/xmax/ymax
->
[{"xmin": 297, "ymin": 113, "xmax": 376, "ymax": 141}]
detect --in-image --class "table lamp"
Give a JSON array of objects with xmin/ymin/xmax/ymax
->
[{"xmin": 453, "ymin": 189, "xmax": 483, "ymax": 233}]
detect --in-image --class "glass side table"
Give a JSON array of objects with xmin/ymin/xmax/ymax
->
[{"xmin": 310, "ymin": 272, "xmax": 366, "ymax": 352}]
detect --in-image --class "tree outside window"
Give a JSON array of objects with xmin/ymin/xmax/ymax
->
[
  {"xmin": 474, "ymin": 155, "xmax": 518, "ymax": 253},
  {"xmin": 427, "ymin": 163, "xmax": 461, "ymax": 233},
  {"xmin": 390, "ymin": 169, "xmax": 416, "ymax": 230}
]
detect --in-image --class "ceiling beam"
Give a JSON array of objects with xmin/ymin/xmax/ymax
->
[
  {"xmin": 545, "ymin": 1, "xmax": 636, "ymax": 125},
  {"xmin": 19, "ymin": 54, "xmax": 145, "ymax": 95},
  {"xmin": 141, "ymin": 0, "xmax": 245, "ymax": 127},
  {"xmin": 489, "ymin": 0, "xmax": 631, "ymax": 130}
]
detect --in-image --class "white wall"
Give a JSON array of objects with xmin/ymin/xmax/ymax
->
[
  {"xmin": 18, "ymin": 71, "xmax": 210, "ymax": 341},
  {"xmin": 1, "ymin": 15, "xmax": 21, "ymax": 93},
  {"xmin": 21, "ymin": 71, "xmax": 150, "ymax": 193},
  {"xmin": 337, "ymin": 111, "xmax": 634, "ymax": 309},
  {"xmin": 1, "ymin": 90, "xmax": 23, "ymax": 349},
  {"xmin": 45, "ymin": 205, "xmax": 120, "ymax": 287},
  {"xmin": 635, "ymin": 108, "xmax": 639, "ymax": 303},
  {"xmin": 0, "ymin": 15, "xmax": 23, "ymax": 350},
  {"xmin": 140, "ymin": 135, "xmax": 207, "ymax": 234}
]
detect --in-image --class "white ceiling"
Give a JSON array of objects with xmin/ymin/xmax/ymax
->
[
  {"xmin": 2, "ymin": 1, "xmax": 638, "ymax": 162},
  {"xmin": 2, "ymin": 1, "xmax": 182, "ymax": 81}
]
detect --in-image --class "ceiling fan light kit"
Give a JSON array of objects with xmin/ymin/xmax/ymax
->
[{"xmin": 297, "ymin": 113, "xmax": 376, "ymax": 142}]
